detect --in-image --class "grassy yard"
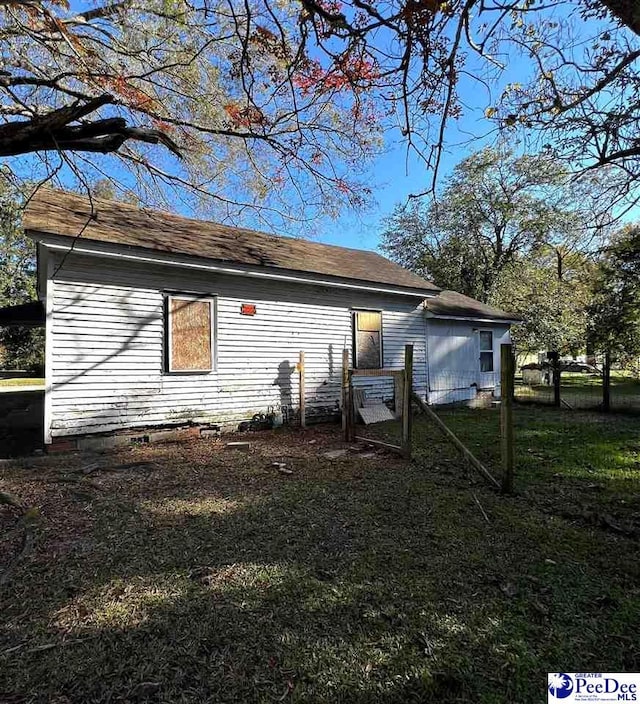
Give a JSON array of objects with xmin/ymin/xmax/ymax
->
[
  {"xmin": 1, "ymin": 413, "xmax": 639, "ymax": 703},
  {"xmin": 433, "ymin": 405, "xmax": 640, "ymax": 530},
  {"xmin": 0, "ymin": 377, "xmax": 45, "ymax": 388},
  {"xmin": 515, "ymin": 371, "xmax": 640, "ymax": 411}
]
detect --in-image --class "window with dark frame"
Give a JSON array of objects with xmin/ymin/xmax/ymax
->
[
  {"xmin": 479, "ymin": 330, "xmax": 494, "ymax": 372},
  {"xmin": 165, "ymin": 295, "xmax": 214, "ymax": 372},
  {"xmin": 353, "ymin": 310, "xmax": 383, "ymax": 369}
]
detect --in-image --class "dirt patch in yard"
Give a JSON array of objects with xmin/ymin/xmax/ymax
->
[{"xmin": 1, "ymin": 421, "xmax": 639, "ymax": 704}]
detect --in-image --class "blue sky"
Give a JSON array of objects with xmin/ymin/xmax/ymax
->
[
  {"xmin": 302, "ymin": 5, "xmax": 639, "ymax": 254},
  {"xmin": 313, "ymin": 84, "xmax": 502, "ymax": 252},
  {"xmin": 303, "ymin": 28, "xmax": 547, "ymax": 251},
  {"xmin": 315, "ymin": 128, "xmax": 481, "ymax": 252}
]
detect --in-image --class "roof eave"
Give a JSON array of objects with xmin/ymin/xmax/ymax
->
[
  {"xmin": 32, "ymin": 232, "xmax": 439, "ymax": 299},
  {"xmin": 425, "ymin": 312, "xmax": 521, "ymax": 324}
]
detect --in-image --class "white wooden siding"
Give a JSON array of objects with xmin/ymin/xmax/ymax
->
[
  {"xmin": 426, "ymin": 319, "xmax": 510, "ymax": 404},
  {"xmin": 48, "ymin": 253, "xmax": 428, "ymax": 438}
]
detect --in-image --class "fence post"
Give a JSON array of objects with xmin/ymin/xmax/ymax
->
[
  {"xmin": 341, "ymin": 349, "xmax": 349, "ymax": 440},
  {"xmin": 501, "ymin": 343, "xmax": 515, "ymax": 495},
  {"xmin": 394, "ymin": 373, "xmax": 404, "ymax": 419},
  {"xmin": 347, "ymin": 369, "xmax": 356, "ymax": 442},
  {"xmin": 401, "ymin": 344, "xmax": 414, "ymax": 459},
  {"xmin": 298, "ymin": 351, "xmax": 306, "ymax": 428},
  {"xmin": 603, "ymin": 349, "xmax": 611, "ymax": 412}
]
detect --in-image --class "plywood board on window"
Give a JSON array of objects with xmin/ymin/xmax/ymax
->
[
  {"xmin": 355, "ymin": 311, "xmax": 382, "ymax": 369},
  {"xmin": 171, "ymin": 298, "xmax": 212, "ymax": 371},
  {"xmin": 356, "ymin": 330, "xmax": 381, "ymax": 368}
]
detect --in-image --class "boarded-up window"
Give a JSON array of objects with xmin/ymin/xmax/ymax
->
[
  {"xmin": 479, "ymin": 330, "xmax": 494, "ymax": 372},
  {"xmin": 353, "ymin": 310, "xmax": 382, "ymax": 369},
  {"xmin": 166, "ymin": 296, "xmax": 214, "ymax": 372}
]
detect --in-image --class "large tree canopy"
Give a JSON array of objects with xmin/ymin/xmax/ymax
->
[
  {"xmin": 588, "ymin": 225, "xmax": 640, "ymax": 361},
  {"xmin": 381, "ymin": 147, "xmax": 618, "ymax": 355},
  {"xmin": 0, "ymin": 0, "xmax": 639, "ymax": 222},
  {"xmin": 381, "ymin": 147, "xmax": 612, "ymax": 302},
  {"xmin": 0, "ymin": 0, "xmax": 383, "ymax": 223},
  {"xmin": 0, "ymin": 181, "xmax": 43, "ymax": 371},
  {"xmin": 492, "ymin": 247, "xmax": 595, "ymax": 356}
]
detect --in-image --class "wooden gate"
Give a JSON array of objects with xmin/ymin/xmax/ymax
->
[{"xmin": 341, "ymin": 344, "xmax": 413, "ymax": 458}]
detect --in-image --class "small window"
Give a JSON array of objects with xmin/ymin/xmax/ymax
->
[
  {"xmin": 353, "ymin": 310, "xmax": 382, "ymax": 369},
  {"xmin": 165, "ymin": 295, "xmax": 214, "ymax": 372},
  {"xmin": 479, "ymin": 330, "xmax": 493, "ymax": 372}
]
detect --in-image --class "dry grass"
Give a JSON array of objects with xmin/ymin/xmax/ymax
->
[{"xmin": 1, "ymin": 419, "xmax": 639, "ymax": 703}]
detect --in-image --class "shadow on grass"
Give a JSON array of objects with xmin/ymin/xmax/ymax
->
[{"xmin": 1, "ymin": 430, "xmax": 639, "ymax": 703}]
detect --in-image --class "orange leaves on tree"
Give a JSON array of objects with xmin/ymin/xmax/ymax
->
[
  {"xmin": 335, "ymin": 178, "xmax": 369, "ymax": 207},
  {"xmin": 250, "ymin": 25, "xmax": 290, "ymax": 61},
  {"xmin": 254, "ymin": 25, "xmax": 277, "ymax": 41},
  {"xmin": 23, "ymin": 4, "xmax": 86, "ymax": 54},
  {"xmin": 316, "ymin": 0, "xmax": 343, "ymax": 14},
  {"xmin": 272, "ymin": 172, "xmax": 285, "ymax": 186},
  {"xmin": 223, "ymin": 103, "xmax": 268, "ymax": 128},
  {"xmin": 95, "ymin": 75, "xmax": 156, "ymax": 112},
  {"xmin": 293, "ymin": 55, "xmax": 379, "ymax": 97},
  {"xmin": 351, "ymin": 101, "xmax": 381, "ymax": 128},
  {"xmin": 152, "ymin": 118, "xmax": 174, "ymax": 134}
]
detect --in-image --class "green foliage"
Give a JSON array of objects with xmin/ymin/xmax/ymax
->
[
  {"xmin": 381, "ymin": 199, "xmax": 490, "ymax": 301},
  {"xmin": 0, "ymin": 326, "xmax": 44, "ymax": 373},
  {"xmin": 381, "ymin": 148, "xmax": 605, "ymax": 304},
  {"xmin": 588, "ymin": 226, "xmax": 640, "ymax": 360},
  {"xmin": 2, "ymin": 0, "xmax": 638, "ymax": 221},
  {"xmin": 492, "ymin": 248, "xmax": 595, "ymax": 355},
  {"xmin": 0, "ymin": 185, "xmax": 34, "ymax": 307},
  {"xmin": 382, "ymin": 147, "xmax": 619, "ymax": 355},
  {"xmin": 0, "ymin": 181, "xmax": 44, "ymax": 372},
  {"xmin": 0, "ymin": 0, "xmax": 384, "ymax": 227}
]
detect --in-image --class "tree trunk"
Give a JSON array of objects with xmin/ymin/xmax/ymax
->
[{"xmin": 555, "ymin": 248, "xmax": 563, "ymax": 281}]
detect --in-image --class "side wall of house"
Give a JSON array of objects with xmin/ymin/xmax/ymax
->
[
  {"xmin": 47, "ymin": 252, "xmax": 429, "ymax": 439},
  {"xmin": 426, "ymin": 319, "xmax": 510, "ymax": 405}
]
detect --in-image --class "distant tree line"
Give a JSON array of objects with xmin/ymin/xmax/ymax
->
[
  {"xmin": 0, "ymin": 178, "xmax": 136, "ymax": 372},
  {"xmin": 381, "ymin": 147, "xmax": 640, "ymax": 369},
  {"xmin": 0, "ymin": 182, "xmax": 43, "ymax": 373}
]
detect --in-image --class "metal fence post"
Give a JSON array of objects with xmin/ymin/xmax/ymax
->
[
  {"xmin": 548, "ymin": 350, "xmax": 561, "ymax": 407},
  {"xmin": 401, "ymin": 344, "xmax": 413, "ymax": 459},
  {"xmin": 341, "ymin": 349, "xmax": 349, "ymax": 440},
  {"xmin": 603, "ymin": 350, "xmax": 611, "ymax": 412},
  {"xmin": 501, "ymin": 343, "xmax": 515, "ymax": 494}
]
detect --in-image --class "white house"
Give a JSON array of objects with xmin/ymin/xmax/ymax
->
[
  {"xmin": 22, "ymin": 189, "xmax": 518, "ymax": 448},
  {"xmin": 424, "ymin": 290, "xmax": 516, "ymax": 405}
]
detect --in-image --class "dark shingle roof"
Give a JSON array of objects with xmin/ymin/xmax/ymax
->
[
  {"xmin": 0, "ymin": 301, "xmax": 45, "ymax": 327},
  {"xmin": 425, "ymin": 290, "xmax": 519, "ymax": 322},
  {"xmin": 24, "ymin": 189, "xmax": 439, "ymax": 294}
]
